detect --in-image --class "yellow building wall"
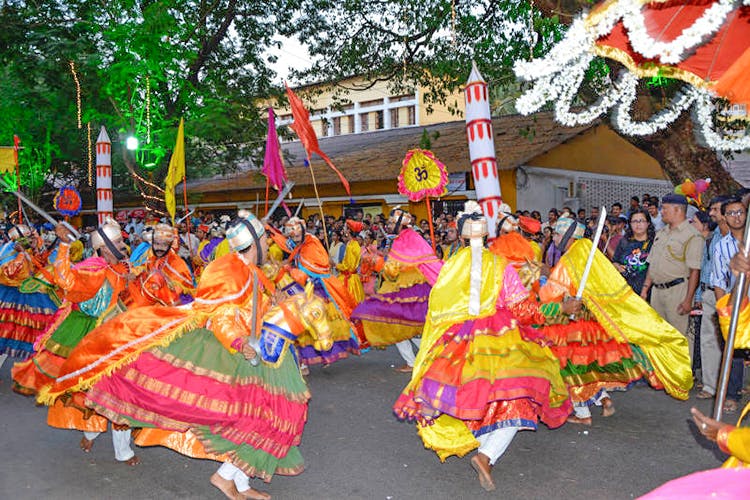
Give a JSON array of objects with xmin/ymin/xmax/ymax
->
[
  {"xmin": 526, "ymin": 124, "xmax": 666, "ymax": 180},
  {"xmin": 273, "ymin": 76, "xmax": 465, "ymax": 132},
  {"xmin": 499, "ymin": 169, "xmax": 517, "ymax": 212}
]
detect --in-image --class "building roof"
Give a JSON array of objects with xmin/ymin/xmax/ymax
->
[{"xmin": 188, "ymin": 111, "xmax": 596, "ymax": 193}]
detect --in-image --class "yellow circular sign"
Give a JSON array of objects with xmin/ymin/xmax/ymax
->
[{"xmin": 398, "ymin": 149, "xmax": 448, "ymax": 201}]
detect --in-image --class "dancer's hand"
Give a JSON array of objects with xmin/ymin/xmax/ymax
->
[
  {"xmin": 55, "ymin": 223, "xmax": 74, "ymax": 242},
  {"xmin": 240, "ymin": 341, "xmax": 257, "ymax": 361},
  {"xmin": 730, "ymin": 249, "xmax": 750, "ymax": 276},
  {"xmin": 691, "ymin": 407, "xmax": 730, "ymax": 442},
  {"xmin": 561, "ymin": 298, "xmax": 582, "ymax": 315}
]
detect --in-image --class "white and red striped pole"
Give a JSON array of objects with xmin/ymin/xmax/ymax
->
[
  {"xmin": 95, "ymin": 126, "xmax": 113, "ymax": 225},
  {"xmin": 464, "ymin": 61, "xmax": 503, "ymax": 239}
]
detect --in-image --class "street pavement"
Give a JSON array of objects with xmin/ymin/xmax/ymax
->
[{"xmin": 0, "ymin": 347, "xmax": 736, "ymax": 500}]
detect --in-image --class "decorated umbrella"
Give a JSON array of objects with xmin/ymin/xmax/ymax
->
[
  {"xmin": 397, "ymin": 149, "xmax": 449, "ymax": 252},
  {"xmin": 591, "ymin": 0, "xmax": 750, "ymax": 105},
  {"xmin": 514, "ymin": 0, "xmax": 750, "ymax": 151}
]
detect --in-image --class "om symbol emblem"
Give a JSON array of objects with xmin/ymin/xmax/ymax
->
[{"xmin": 398, "ymin": 148, "xmax": 448, "ymax": 202}]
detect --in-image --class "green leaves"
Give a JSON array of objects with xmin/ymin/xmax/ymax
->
[{"xmin": 0, "ymin": 0, "xmax": 291, "ymax": 208}]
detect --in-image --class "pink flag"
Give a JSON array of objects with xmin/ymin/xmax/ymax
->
[{"xmin": 262, "ymin": 108, "xmax": 287, "ymax": 191}]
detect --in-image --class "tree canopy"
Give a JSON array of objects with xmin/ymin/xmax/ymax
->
[
  {"xmin": 1, "ymin": 0, "xmax": 741, "ymax": 214},
  {"xmin": 287, "ymin": 0, "xmax": 741, "ymax": 196},
  {"xmin": 1, "ymin": 0, "xmax": 291, "ymax": 209}
]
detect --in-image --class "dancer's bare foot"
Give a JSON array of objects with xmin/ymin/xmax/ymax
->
[
  {"xmin": 237, "ymin": 487, "xmax": 272, "ymax": 500},
  {"xmin": 566, "ymin": 415, "xmax": 592, "ymax": 426},
  {"xmin": 300, "ymin": 365, "xmax": 310, "ymax": 376},
  {"xmin": 79, "ymin": 436, "xmax": 94, "ymax": 453},
  {"xmin": 470, "ymin": 453, "xmax": 496, "ymax": 491},
  {"xmin": 393, "ymin": 364, "xmax": 413, "ymax": 373},
  {"xmin": 122, "ymin": 456, "xmax": 140, "ymax": 466},
  {"xmin": 210, "ymin": 472, "xmax": 240, "ymax": 500},
  {"xmin": 601, "ymin": 397, "xmax": 615, "ymax": 417}
]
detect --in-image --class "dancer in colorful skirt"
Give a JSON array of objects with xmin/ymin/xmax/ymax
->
[
  {"xmin": 537, "ymin": 217, "xmax": 692, "ymax": 426},
  {"xmin": 270, "ymin": 216, "xmax": 365, "ymax": 366},
  {"xmin": 393, "ymin": 202, "xmax": 572, "ymax": 492},
  {"xmin": 12, "ymin": 221, "xmax": 192, "ymax": 396},
  {"xmin": 0, "ymin": 224, "xmax": 59, "ymax": 369},
  {"xmin": 16, "ymin": 219, "xmax": 141, "ymax": 464},
  {"xmin": 351, "ymin": 208, "xmax": 442, "ymax": 373},
  {"xmin": 128, "ymin": 222, "xmax": 194, "ymax": 307},
  {"xmin": 336, "ymin": 221, "xmax": 365, "ymax": 304},
  {"xmin": 40, "ymin": 210, "xmax": 328, "ymax": 500}
]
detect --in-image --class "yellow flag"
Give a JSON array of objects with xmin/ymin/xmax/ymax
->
[
  {"xmin": 0, "ymin": 147, "xmax": 16, "ymax": 174},
  {"xmin": 164, "ymin": 118, "xmax": 185, "ymax": 222}
]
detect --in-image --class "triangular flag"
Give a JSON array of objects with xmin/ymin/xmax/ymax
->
[
  {"xmin": 164, "ymin": 118, "xmax": 185, "ymax": 222},
  {"xmin": 285, "ymin": 83, "xmax": 351, "ymax": 197},
  {"xmin": 262, "ymin": 108, "xmax": 287, "ymax": 191}
]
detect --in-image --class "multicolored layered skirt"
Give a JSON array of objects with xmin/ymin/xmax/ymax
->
[
  {"xmin": 394, "ymin": 307, "xmax": 572, "ymax": 438},
  {"xmin": 351, "ymin": 282, "xmax": 430, "ymax": 347},
  {"xmin": 0, "ymin": 282, "xmax": 58, "ymax": 360},
  {"xmin": 12, "ymin": 306, "xmax": 98, "ymax": 395},
  {"xmin": 85, "ymin": 328, "xmax": 310, "ymax": 482},
  {"xmin": 541, "ymin": 319, "xmax": 656, "ymax": 405}
]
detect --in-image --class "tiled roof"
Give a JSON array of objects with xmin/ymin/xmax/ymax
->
[{"xmin": 188, "ymin": 111, "xmax": 596, "ymax": 193}]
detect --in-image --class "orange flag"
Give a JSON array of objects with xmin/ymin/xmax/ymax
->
[{"xmin": 285, "ymin": 83, "xmax": 351, "ymax": 197}]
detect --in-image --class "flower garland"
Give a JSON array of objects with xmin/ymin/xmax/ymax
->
[
  {"xmin": 612, "ymin": 84, "xmax": 698, "ymax": 136},
  {"xmin": 512, "ymin": 0, "xmax": 749, "ymax": 151},
  {"xmin": 620, "ymin": 0, "xmax": 740, "ymax": 64},
  {"xmin": 693, "ymin": 90, "xmax": 750, "ymax": 150},
  {"xmin": 555, "ymin": 67, "xmax": 635, "ymax": 126}
]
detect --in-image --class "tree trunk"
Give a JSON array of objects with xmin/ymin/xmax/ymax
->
[
  {"xmin": 530, "ymin": 0, "xmax": 741, "ymax": 199},
  {"xmin": 615, "ymin": 113, "xmax": 740, "ymax": 199}
]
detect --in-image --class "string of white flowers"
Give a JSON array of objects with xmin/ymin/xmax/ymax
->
[
  {"xmin": 554, "ymin": 64, "xmax": 633, "ymax": 126},
  {"xmin": 512, "ymin": 0, "xmax": 749, "ymax": 151},
  {"xmin": 514, "ymin": 18, "xmax": 593, "ymax": 80},
  {"xmin": 612, "ymin": 84, "xmax": 698, "ymax": 135},
  {"xmin": 516, "ymin": 48, "xmax": 592, "ymax": 114},
  {"xmin": 620, "ymin": 0, "xmax": 740, "ymax": 65},
  {"xmin": 693, "ymin": 90, "xmax": 750, "ymax": 150}
]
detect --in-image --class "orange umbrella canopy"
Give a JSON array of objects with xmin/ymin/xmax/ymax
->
[{"xmin": 591, "ymin": 1, "xmax": 750, "ymax": 105}]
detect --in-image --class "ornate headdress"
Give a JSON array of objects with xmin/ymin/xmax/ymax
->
[
  {"xmin": 388, "ymin": 206, "xmax": 412, "ymax": 233},
  {"xmin": 90, "ymin": 218, "xmax": 127, "ymax": 260},
  {"xmin": 495, "ymin": 203, "xmax": 519, "ymax": 235},
  {"xmin": 209, "ymin": 222, "xmax": 224, "ymax": 239},
  {"xmin": 284, "ymin": 216, "xmax": 305, "ymax": 239},
  {"xmin": 226, "ymin": 210, "xmax": 266, "ymax": 265},
  {"xmin": 152, "ymin": 223, "xmax": 175, "ymax": 246},
  {"xmin": 8, "ymin": 224, "xmax": 32, "ymax": 241}
]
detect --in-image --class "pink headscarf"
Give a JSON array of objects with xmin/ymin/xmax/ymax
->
[{"xmin": 387, "ymin": 228, "xmax": 443, "ymax": 285}]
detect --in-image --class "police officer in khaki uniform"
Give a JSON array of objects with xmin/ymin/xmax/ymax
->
[{"xmin": 641, "ymin": 194, "xmax": 704, "ymax": 361}]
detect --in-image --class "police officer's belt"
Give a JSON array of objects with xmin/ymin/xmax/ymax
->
[{"xmin": 653, "ymin": 278, "xmax": 685, "ymax": 289}]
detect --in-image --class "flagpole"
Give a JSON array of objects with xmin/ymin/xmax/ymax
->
[
  {"xmin": 264, "ymin": 177, "xmax": 270, "ymax": 217},
  {"xmin": 182, "ymin": 175, "xmax": 193, "ymax": 256},
  {"xmin": 13, "ymin": 135, "xmax": 21, "ymax": 223},
  {"xmin": 307, "ymin": 156, "xmax": 329, "ymax": 249},
  {"xmin": 713, "ymin": 214, "xmax": 750, "ymax": 421},
  {"xmin": 425, "ymin": 196, "xmax": 436, "ymax": 253}
]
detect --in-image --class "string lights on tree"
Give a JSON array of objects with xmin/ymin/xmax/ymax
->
[
  {"xmin": 87, "ymin": 122, "xmax": 93, "ymax": 186},
  {"xmin": 69, "ymin": 61, "xmax": 82, "ymax": 129}
]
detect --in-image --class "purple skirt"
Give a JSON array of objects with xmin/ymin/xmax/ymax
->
[{"xmin": 351, "ymin": 283, "xmax": 430, "ymax": 347}]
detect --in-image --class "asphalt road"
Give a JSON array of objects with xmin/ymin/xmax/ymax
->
[{"xmin": 0, "ymin": 348, "xmax": 735, "ymax": 500}]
